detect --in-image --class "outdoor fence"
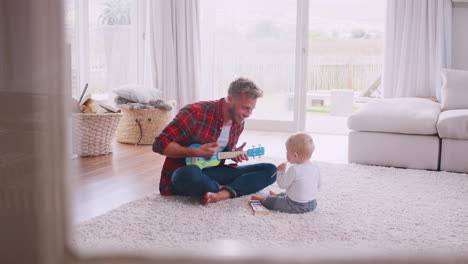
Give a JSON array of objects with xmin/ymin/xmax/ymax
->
[
  {"xmin": 213, "ymin": 55, "xmax": 383, "ymax": 96},
  {"xmin": 308, "ymin": 59, "xmax": 382, "ymax": 92}
]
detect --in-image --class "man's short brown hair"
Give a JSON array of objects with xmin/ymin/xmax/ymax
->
[{"xmin": 228, "ymin": 77, "xmax": 263, "ymax": 99}]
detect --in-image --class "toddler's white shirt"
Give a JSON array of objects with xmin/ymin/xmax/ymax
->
[{"xmin": 276, "ymin": 160, "xmax": 321, "ymax": 203}]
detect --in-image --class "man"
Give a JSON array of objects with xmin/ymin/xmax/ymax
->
[{"xmin": 153, "ymin": 77, "xmax": 277, "ymax": 205}]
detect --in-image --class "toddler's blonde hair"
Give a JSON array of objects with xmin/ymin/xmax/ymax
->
[{"xmin": 286, "ymin": 132, "xmax": 315, "ymax": 160}]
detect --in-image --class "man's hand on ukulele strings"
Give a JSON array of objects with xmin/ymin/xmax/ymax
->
[{"xmin": 197, "ymin": 142, "xmax": 220, "ymax": 159}]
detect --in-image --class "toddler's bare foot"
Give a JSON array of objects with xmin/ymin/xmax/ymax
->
[
  {"xmin": 269, "ymin": 190, "xmax": 278, "ymax": 196},
  {"xmin": 250, "ymin": 195, "xmax": 263, "ymax": 201},
  {"xmin": 201, "ymin": 190, "xmax": 232, "ymax": 206}
]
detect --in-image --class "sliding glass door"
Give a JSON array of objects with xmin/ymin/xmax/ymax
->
[
  {"xmin": 200, "ymin": 0, "xmax": 308, "ymax": 132},
  {"xmin": 305, "ymin": 0, "xmax": 385, "ymax": 134}
]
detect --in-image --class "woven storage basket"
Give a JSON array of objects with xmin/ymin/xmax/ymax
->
[
  {"xmin": 115, "ymin": 108, "xmax": 173, "ymax": 145},
  {"xmin": 72, "ymin": 113, "xmax": 123, "ymax": 156}
]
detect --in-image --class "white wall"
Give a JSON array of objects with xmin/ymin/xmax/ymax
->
[{"xmin": 453, "ymin": 2, "xmax": 468, "ymax": 70}]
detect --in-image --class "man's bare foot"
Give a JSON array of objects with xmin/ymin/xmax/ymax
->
[
  {"xmin": 201, "ymin": 189, "xmax": 232, "ymax": 206},
  {"xmin": 269, "ymin": 190, "xmax": 278, "ymax": 196},
  {"xmin": 250, "ymin": 195, "xmax": 263, "ymax": 201}
]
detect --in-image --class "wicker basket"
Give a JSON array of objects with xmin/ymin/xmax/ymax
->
[
  {"xmin": 115, "ymin": 108, "xmax": 173, "ymax": 145},
  {"xmin": 72, "ymin": 113, "xmax": 123, "ymax": 156}
]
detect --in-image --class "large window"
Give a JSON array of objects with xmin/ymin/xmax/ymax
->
[
  {"xmin": 304, "ymin": 0, "xmax": 386, "ymax": 133},
  {"xmin": 200, "ymin": 0, "xmax": 385, "ymax": 132},
  {"xmin": 307, "ymin": 0, "xmax": 385, "ymax": 110},
  {"xmin": 200, "ymin": 0, "xmax": 298, "ymax": 122},
  {"xmin": 65, "ymin": 0, "xmax": 145, "ymax": 102}
]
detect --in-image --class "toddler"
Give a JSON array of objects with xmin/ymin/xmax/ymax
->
[{"xmin": 251, "ymin": 132, "xmax": 321, "ymax": 214}]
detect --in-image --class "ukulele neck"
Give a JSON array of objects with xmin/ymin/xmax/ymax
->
[{"xmin": 218, "ymin": 151, "xmax": 245, "ymax": 160}]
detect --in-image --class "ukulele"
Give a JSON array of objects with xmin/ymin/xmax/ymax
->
[{"xmin": 185, "ymin": 143, "xmax": 265, "ymax": 169}]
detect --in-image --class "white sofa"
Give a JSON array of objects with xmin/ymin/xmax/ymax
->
[
  {"xmin": 348, "ymin": 98, "xmax": 441, "ymax": 171},
  {"xmin": 437, "ymin": 69, "xmax": 468, "ymax": 173},
  {"xmin": 347, "ymin": 68, "xmax": 468, "ymax": 174},
  {"xmin": 438, "ymin": 110, "xmax": 468, "ymax": 173}
]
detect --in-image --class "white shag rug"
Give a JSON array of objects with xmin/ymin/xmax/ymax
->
[{"xmin": 74, "ymin": 160, "xmax": 468, "ymax": 255}]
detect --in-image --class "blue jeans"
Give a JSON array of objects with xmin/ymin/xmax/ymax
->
[{"xmin": 171, "ymin": 163, "xmax": 277, "ymax": 198}]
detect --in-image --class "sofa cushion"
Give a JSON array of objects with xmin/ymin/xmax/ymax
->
[
  {"xmin": 437, "ymin": 109, "xmax": 468, "ymax": 140},
  {"xmin": 441, "ymin": 68, "xmax": 468, "ymax": 111},
  {"xmin": 348, "ymin": 98, "xmax": 440, "ymax": 135}
]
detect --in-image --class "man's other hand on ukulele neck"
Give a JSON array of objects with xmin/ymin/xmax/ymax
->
[{"xmin": 234, "ymin": 142, "xmax": 247, "ymax": 151}]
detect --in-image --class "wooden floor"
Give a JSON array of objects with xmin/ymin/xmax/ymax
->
[
  {"xmin": 72, "ymin": 130, "xmax": 348, "ymax": 223},
  {"xmin": 71, "ymin": 142, "xmax": 165, "ymax": 223}
]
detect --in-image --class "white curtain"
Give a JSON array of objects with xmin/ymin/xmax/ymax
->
[
  {"xmin": 144, "ymin": 0, "xmax": 201, "ymax": 109},
  {"xmin": 104, "ymin": 26, "xmax": 138, "ymax": 93},
  {"xmin": 382, "ymin": 0, "xmax": 452, "ymax": 99}
]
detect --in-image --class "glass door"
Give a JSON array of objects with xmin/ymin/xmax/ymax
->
[
  {"xmin": 305, "ymin": 0, "xmax": 385, "ymax": 134},
  {"xmin": 200, "ymin": 0, "xmax": 308, "ymax": 132}
]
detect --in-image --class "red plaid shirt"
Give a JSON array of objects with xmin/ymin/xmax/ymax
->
[{"xmin": 153, "ymin": 98, "xmax": 244, "ymax": 195}]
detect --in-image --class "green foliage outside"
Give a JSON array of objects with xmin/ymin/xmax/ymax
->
[{"xmin": 307, "ymin": 103, "xmax": 363, "ymax": 115}]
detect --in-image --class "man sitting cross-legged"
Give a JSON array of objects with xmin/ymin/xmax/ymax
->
[{"xmin": 153, "ymin": 77, "xmax": 277, "ymax": 205}]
